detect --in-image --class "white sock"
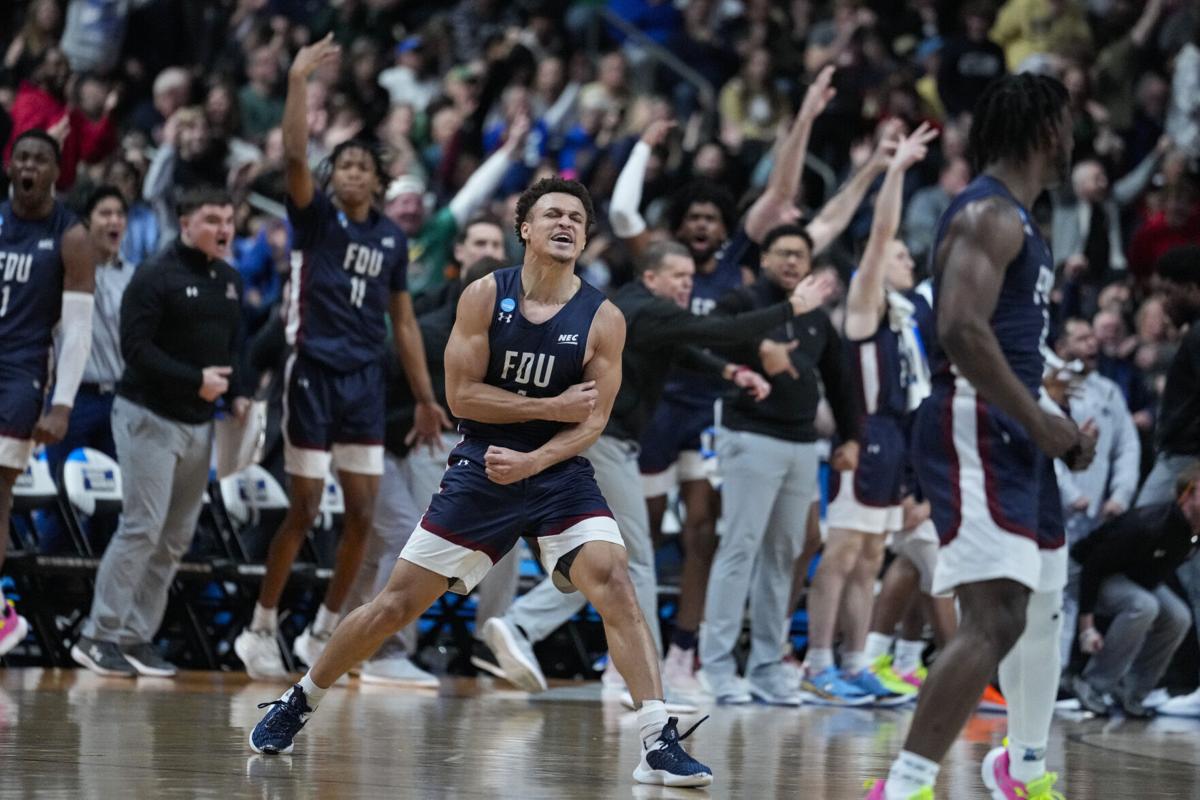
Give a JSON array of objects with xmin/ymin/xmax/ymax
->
[
  {"xmin": 894, "ymin": 639, "xmax": 926, "ymax": 675},
  {"xmin": 865, "ymin": 632, "xmax": 894, "ymax": 661},
  {"xmin": 251, "ymin": 603, "xmax": 278, "ymax": 634},
  {"xmin": 296, "ymin": 672, "xmax": 326, "ymax": 709},
  {"xmin": 843, "ymin": 650, "xmax": 868, "ymax": 675},
  {"xmin": 1000, "ymin": 589, "xmax": 1061, "ymax": 784},
  {"xmin": 806, "ymin": 647, "xmax": 834, "ymax": 673},
  {"xmin": 885, "ymin": 750, "xmax": 939, "ymax": 799},
  {"xmin": 637, "ymin": 699, "xmax": 668, "ymax": 748},
  {"xmin": 1007, "ymin": 738, "xmax": 1047, "ymax": 784},
  {"xmin": 312, "ymin": 604, "xmax": 340, "ymax": 636}
]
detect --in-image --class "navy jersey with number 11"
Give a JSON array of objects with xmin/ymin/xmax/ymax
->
[{"xmin": 285, "ymin": 189, "xmax": 408, "ymax": 372}]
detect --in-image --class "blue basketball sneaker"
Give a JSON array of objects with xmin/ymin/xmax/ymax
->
[
  {"xmin": 249, "ymin": 685, "xmax": 313, "ymax": 754},
  {"xmin": 801, "ymin": 666, "xmax": 873, "ymax": 707},
  {"xmin": 846, "ymin": 668, "xmax": 912, "ymax": 708},
  {"xmin": 633, "ymin": 715, "xmax": 714, "ymax": 788}
]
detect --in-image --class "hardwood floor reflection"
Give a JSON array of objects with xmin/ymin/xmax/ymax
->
[{"xmin": 0, "ymin": 669, "xmax": 1195, "ymax": 799}]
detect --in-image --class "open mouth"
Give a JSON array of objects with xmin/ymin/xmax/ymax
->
[
  {"xmin": 20, "ymin": 177, "xmax": 35, "ymax": 192},
  {"xmin": 106, "ymin": 231, "xmax": 121, "ymax": 245},
  {"xmin": 216, "ymin": 237, "xmax": 230, "ymax": 249},
  {"xmin": 550, "ymin": 233, "xmax": 573, "ymax": 244}
]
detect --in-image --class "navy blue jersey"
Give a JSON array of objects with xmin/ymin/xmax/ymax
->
[
  {"xmin": 285, "ymin": 189, "xmax": 408, "ymax": 372},
  {"xmin": 660, "ymin": 227, "xmax": 749, "ymax": 409},
  {"xmin": 0, "ymin": 200, "xmax": 76, "ymax": 374},
  {"xmin": 457, "ymin": 267, "xmax": 607, "ymax": 453},
  {"xmin": 846, "ymin": 310, "xmax": 909, "ymax": 419},
  {"xmin": 928, "ymin": 175, "xmax": 1054, "ymax": 394}
]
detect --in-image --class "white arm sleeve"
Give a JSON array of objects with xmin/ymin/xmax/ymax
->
[
  {"xmin": 609, "ymin": 141, "xmax": 651, "ymax": 239},
  {"xmin": 51, "ymin": 291, "xmax": 95, "ymax": 408},
  {"xmin": 447, "ymin": 146, "xmax": 515, "ymax": 227}
]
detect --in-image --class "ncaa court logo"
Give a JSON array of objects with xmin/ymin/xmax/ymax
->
[{"xmin": 498, "ymin": 297, "xmax": 516, "ymax": 323}]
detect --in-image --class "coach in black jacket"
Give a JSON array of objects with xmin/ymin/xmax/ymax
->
[
  {"xmin": 1071, "ymin": 463, "xmax": 1200, "ymax": 716},
  {"xmin": 74, "ymin": 187, "xmax": 248, "ymax": 679},
  {"xmin": 699, "ymin": 222, "xmax": 860, "ymax": 703}
]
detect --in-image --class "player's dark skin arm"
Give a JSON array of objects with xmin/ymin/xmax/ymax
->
[
  {"xmin": 34, "ymin": 223, "xmax": 97, "ymax": 443},
  {"xmin": 282, "ymin": 35, "xmax": 338, "ymax": 212},
  {"xmin": 900, "ymin": 196, "xmax": 1092, "ymax": 764},
  {"xmin": 937, "ymin": 199, "xmax": 1085, "ymax": 461},
  {"xmin": 484, "ymin": 302, "xmax": 625, "ymax": 484},
  {"xmin": 445, "ymin": 276, "xmax": 598, "ymax": 425}
]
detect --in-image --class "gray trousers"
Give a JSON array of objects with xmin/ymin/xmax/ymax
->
[
  {"xmin": 1135, "ymin": 453, "xmax": 1200, "ymax": 648},
  {"xmin": 83, "ymin": 397, "xmax": 212, "ymax": 644},
  {"xmin": 699, "ymin": 429, "xmax": 818, "ymax": 678},
  {"xmin": 347, "ymin": 437, "xmax": 519, "ymax": 657},
  {"xmin": 1081, "ymin": 574, "xmax": 1191, "ymax": 700},
  {"xmin": 505, "ymin": 435, "xmax": 662, "ymax": 654}
]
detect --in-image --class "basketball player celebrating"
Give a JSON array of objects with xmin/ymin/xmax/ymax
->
[
  {"xmin": 806, "ymin": 122, "xmax": 938, "ymax": 706},
  {"xmin": 234, "ymin": 35, "xmax": 449, "ymax": 678},
  {"xmin": 0, "ymin": 130, "xmax": 95, "ymax": 655},
  {"xmin": 866, "ymin": 74, "xmax": 1096, "ymax": 800},
  {"xmin": 248, "ymin": 176, "xmax": 713, "ymax": 788}
]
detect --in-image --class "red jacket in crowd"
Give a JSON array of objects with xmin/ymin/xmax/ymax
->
[
  {"xmin": 3, "ymin": 80, "xmax": 117, "ymax": 191},
  {"xmin": 1127, "ymin": 205, "xmax": 1200, "ymax": 284}
]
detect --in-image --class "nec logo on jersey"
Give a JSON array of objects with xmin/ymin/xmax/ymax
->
[{"xmin": 557, "ymin": 333, "xmax": 579, "ymax": 346}]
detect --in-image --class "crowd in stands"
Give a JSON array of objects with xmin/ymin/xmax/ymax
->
[{"xmin": 3, "ymin": 0, "xmax": 1200, "ymax": 715}]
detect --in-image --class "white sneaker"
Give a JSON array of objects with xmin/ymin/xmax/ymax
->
[
  {"xmin": 662, "ymin": 645, "xmax": 704, "ymax": 697},
  {"xmin": 292, "ymin": 625, "xmax": 332, "ymax": 668},
  {"xmin": 602, "ymin": 658, "xmax": 627, "ymax": 691},
  {"xmin": 1159, "ymin": 688, "xmax": 1200, "ymax": 717},
  {"xmin": 360, "ymin": 656, "xmax": 440, "ymax": 689},
  {"xmin": 234, "ymin": 629, "xmax": 288, "ymax": 680},
  {"xmin": 481, "ymin": 618, "xmax": 547, "ymax": 693},
  {"xmin": 1143, "ymin": 688, "xmax": 1171, "ymax": 709}
]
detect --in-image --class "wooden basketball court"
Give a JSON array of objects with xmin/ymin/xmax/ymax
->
[{"xmin": 0, "ymin": 669, "xmax": 1196, "ymax": 799}]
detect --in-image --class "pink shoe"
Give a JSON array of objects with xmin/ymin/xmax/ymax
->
[
  {"xmin": 0, "ymin": 601, "xmax": 30, "ymax": 657},
  {"xmin": 981, "ymin": 746, "xmax": 1062, "ymax": 799},
  {"xmin": 864, "ymin": 780, "xmax": 887, "ymax": 799}
]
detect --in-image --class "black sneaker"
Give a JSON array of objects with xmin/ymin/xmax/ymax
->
[
  {"xmin": 250, "ymin": 685, "xmax": 312, "ymax": 754},
  {"xmin": 1072, "ymin": 675, "xmax": 1110, "ymax": 716},
  {"xmin": 469, "ymin": 639, "xmax": 506, "ymax": 679},
  {"xmin": 1118, "ymin": 691, "xmax": 1155, "ymax": 719},
  {"xmin": 122, "ymin": 643, "xmax": 178, "ymax": 677},
  {"xmin": 71, "ymin": 636, "xmax": 137, "ymax": 677},
  {"xmin": 633, "ymin": 716, "xmax": 714, "ymax": 787}
]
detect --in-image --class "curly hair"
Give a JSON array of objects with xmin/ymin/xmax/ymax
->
[
  {"xmin": 318, "ymin": 138, "xmax": 387, "ymax": 198},
  {"xmin": 513, "ymin": 177, "xmax": 595, "ymax": 244},
  {"xmin": 967, "ymin": 73, "xmax": 1069, "ymax": 174},
  {"xmin": 665, "ymin": 179, "xmax": 737, "ymax": 236}
]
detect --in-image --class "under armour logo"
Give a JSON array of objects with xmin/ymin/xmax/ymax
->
[
  {"xmin": 498, "ymin": 312, "xmax": 513, "ymax": 323},
  {"xmin": 185, "ymin": 286, "xmax": 199, "ymax": 298},
  {"xmin": 38, "ymin": 239, "xmax": 54, "ymax": 250},
  {"xmin": 1000, "ymin": 431, "xmax": 1011, "ymax": 445},
  {"xmin": 1154, "ymin": 549, "xmax": 1167, "ymax": 558},
  {"xmin": 381, "ymin": 237, "xmax": 395, "ymax": 248},
  {"xmin": 457, "ymin": 459, "xmax": 470, "ymax": 467},
  {"xmin": 557, "ymin": 333, "xmax": 579, "ymax": 345},
  {"xmin": 867, "ymin": 444, "xmax": 881, "ymax": 454},
  {"xmin": 298, "ymin": 378, "xmax": 310, "ymax": 389}
]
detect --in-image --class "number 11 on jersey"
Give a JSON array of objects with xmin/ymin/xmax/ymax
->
[{"xmin": 349, "ymin": 276, "xmax": 366, "ymax": 308}]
